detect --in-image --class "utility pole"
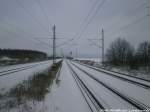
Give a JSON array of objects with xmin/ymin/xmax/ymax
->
[
  {"xmin": 52, "ymin": 25, "xmax": 56, "ymax": 64},
  {"xmin": 76, "ymin": 48, "xmax": 78, "ymax": 59},
  {"xmin": 101, "ymin": 28, "xmax": 104, "ymax": 64},
  {"xmin": 61, "ymin": 49, "xmax": 63, "ymax": 58},
  {"xmin": 146, "ymin": 6, "xmax": 150, "ymax": 16}
]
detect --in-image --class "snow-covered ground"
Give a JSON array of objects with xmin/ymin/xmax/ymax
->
[
  {"xmin": 7, "ymin": 60, "xmax": 92, "ymax": 112},
  {"xmin": 0, "ymin": 60, "xmax": 53, "ymax": 94},
  {"xmin": 0, "ymin": 60, "xmax": 50, "ymax": 72},
  {"xmin": 109, "ymin": 67, "xmax": 150, "ymax": 81},
  {"xmin": 76, "ymin": 58, "xmax": 101, "ymax": 63},
  {"xmin": 0, "ymin": 59, "xmax": 92, "ymax": 112},
  {"xmin": 0, "ymin": 56, "xmax": 18, "ymax": 61},
  {"xmin": 44, "ymin": 60, "xmax": 91, "ymax": 112},
  {"xmin": 69, "ymin": 62, "xmax": 137, "ymax": 109},
  {"xmin": 72, "ymin": 61, "xmax": 150, "ymax": 109},
  {"xmin": 76, "ymin": 58, "xmax": 150, "ymax": 81},
  {"xmin": 1, "ymin": 59, "xmax": 150, "ymax": 111}
]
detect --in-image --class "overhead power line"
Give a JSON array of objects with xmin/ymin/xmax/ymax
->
[
  {"xmin": 88, "ymin": 40, "xmax": 102, "ymax": 48},
  {"xmin": 107, "ymin": 15, "xmax": 149, "ymax": 38},
  {"xmin": 105, "ymin": 0, "xmax": 150, "ymax": 34},
  {"xmin": 0, "ymin": 19, "xmax": 35, "ymax": 36},
  {"xmin": 0, "ymin": 20, "xmax": 36, "ymax": 42},
  {"xmin": 75, "ymin": 0, "xmax": 106, "ymax": 40},
  {"xmin": 34, "ymin": 0, "xmax": 53, "ymax": 27},
  {"xmin": 34, "ymin": 38, "xmax": 53, "ymax": 48},
  {"xmin": 15, "ymin": 0, "xmax": 49, "ymax": 33},
  {"xmin": 0, "ymin": 18, "xmax": 51, "ymax": 50},
  {"xmin": 56, "ymin": 0, "xmax": 106, "ymax": 47}
]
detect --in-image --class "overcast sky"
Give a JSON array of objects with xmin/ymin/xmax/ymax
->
[{"xmin": 0, "ymin": 0, "xmax": 150, "ymax": 58}]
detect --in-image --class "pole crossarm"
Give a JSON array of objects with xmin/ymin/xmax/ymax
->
[{"xmin": 87, "ymin": 38, "xmax": 102, "ymax": 40}]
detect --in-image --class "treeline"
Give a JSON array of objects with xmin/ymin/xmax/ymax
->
[
  {"xmin": 0, "ymin": 49, "xmax": 47, "ymax": 62},
  {"xmin": 105, "ymin": 38, "xmax": 150, "ymax": 69}
]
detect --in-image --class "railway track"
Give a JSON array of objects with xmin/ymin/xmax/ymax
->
[
  {"xmin": 69, "ymin": 61, "xmax": 150, "ymax": 110},
  {"xmin": 74, "ymin": 61, "xmax": 150, "ymax": 89},
  {"xmin": 66, "ymin": 61, "xmax": 105, "ymax": 112},
  {"xmin": 0, "ymin": 61, "xmax": 50, "ymax": 77}
]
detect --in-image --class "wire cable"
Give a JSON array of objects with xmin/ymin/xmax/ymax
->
[
  {"xmin": 56, "ymin": 0, "xmax": 106, "ymax": 48},
  {"xmin": 107, "ymin": 15, "xmax": 149, "ymax": 38},
  {"xmin": 34, "ymin": 0, "xmax": 53, "ymax": 27},
  {"xmin": 105, "ymin": 0, "xmax": 150, "ymax": 34},
  {"xmin": 15, "ymin": 0, "xmax": 49, "ymax": 33}
]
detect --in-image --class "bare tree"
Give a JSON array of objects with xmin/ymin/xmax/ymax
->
[
  {"xmin": 106, "ymin": 38, "xmax": 134, "ymax": 66},
  {"xmin": 136, "ymin": 41, "xmax": 150, "ymax": 68}
]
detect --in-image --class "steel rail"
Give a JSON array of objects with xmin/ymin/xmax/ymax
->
[
  {"xmin": 0, "ymin": 61, "xmax": 50, "ymax": 77},
  {"xmin": 67, "ymin": 61, "xmax": 105, "ymax": 112},
  {"xmin": 72, "ymin": 62, "xmax": 150, "ymax": 110},
  {"xmin": 74, "ymin": 61, "xmax": 150, "ymax": 89}
]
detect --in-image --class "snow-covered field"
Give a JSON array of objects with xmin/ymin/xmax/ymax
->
[
  {"xmin": 70, "ymin": 62, "xmax": 137, "ymax": 109},
  {"xmin": 72, "ymin": 61, "xmax": 150, "ymax": 109},
  {"xmin": 76, "ymin": 58, "xmax": 101, "ymax": 63},
  {"xmin": 44, "ymin": 60, "xmax": 150, "ymax": 111},
  {"xmin": 0, "ymin": 60, "xmax": 50, "ymax": 72},
  {"xmin": 0, "ymin": 59, "xmax": 92, "ymax": 112},
  {"xmin": 76, "ymin": 58, "xmax": 150, "ymax": 81},
  {"xmin": 109, "ymin": 67, "xmax": 150, "ymax": 81},
  {"xmin": 0, "ymin": 60, "xmax": 53, "ymax": 94},
  {"xmin": 1, "ymin": 59, "xmax": 150, "ymax": 111}
]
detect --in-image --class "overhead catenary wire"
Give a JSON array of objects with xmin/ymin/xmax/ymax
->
[
  {"xmin": 87, "ymin": 40, "xmax": 101, "ymax": 49},
  {"xmin": 34, "ymin": 38, "xmax": 53, "ymax": 48},
  {"xmin": 0, "ymin": 20, "xmax": 36, "ymax": 43},
  {"xmin": 14, "ymin": 0, "xmax": 55, "ymax": 51},
  {"xmin": 86, "ymin": 1, "xmax": 150, "ymax": 49},
  {"xmin": 0, "ymin": 18, "xmax": 53, "ymax": 52},
  {"xmin": 33, "ymin": 0, "xmax": 53, "ymax": 27},
  {"xmin": 0, "ymin": 19, "xmax": 52, "ymax": 51},
  {"xmin": 0, "ymin": 25, "xmax": 49, "ymax": 51},
  {"xmin": 15, "ymin": 0, "xmax": 49, "ymax": 33},
  {"xmin": 75, "ymin": 0, "xmax": 106, "ymax": 40},
  {"xmin": 0, "ymin": 22, "xmax": 20, "ymax": 37},
  {"xmin": 88, "ymin": 15, "xmax": 149, "ymax": 49},
  {"xmin": 75, "ymin": 0, "xmax": 150, "ymax": 40},
  {"xmin": 107, "ymin": 15, "xmax": 149, "ymax": 38},
  {"xmin": 57, "ymin": 0, "xmax": 106, "ymax": 47},
  {"xmin": 2, "ymin": 0, "xmax": 149, "ymax": 56},
  {"xmin": 105, "ymin": 0, "xmax": 150, "ymax": 33},
  {"xmin": 88, "ymin": 39, "xmax": 102, "ymax": 48},
  {"xmin": 56, "ymin": 0, "xmax": 106, "ymax": 48},
  {"xmin": 0, "ymin": 19, "xmax": 35, "ymax": 37}
]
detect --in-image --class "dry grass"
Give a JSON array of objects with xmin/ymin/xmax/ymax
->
[{"xmin": 0, "ymin": 61, "xmax": 62, "ymax": 111}]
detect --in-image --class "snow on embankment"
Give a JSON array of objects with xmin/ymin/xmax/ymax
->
[{"xmin": 0, "ymin": 60, "xmax": 52, "ymax": 94}]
